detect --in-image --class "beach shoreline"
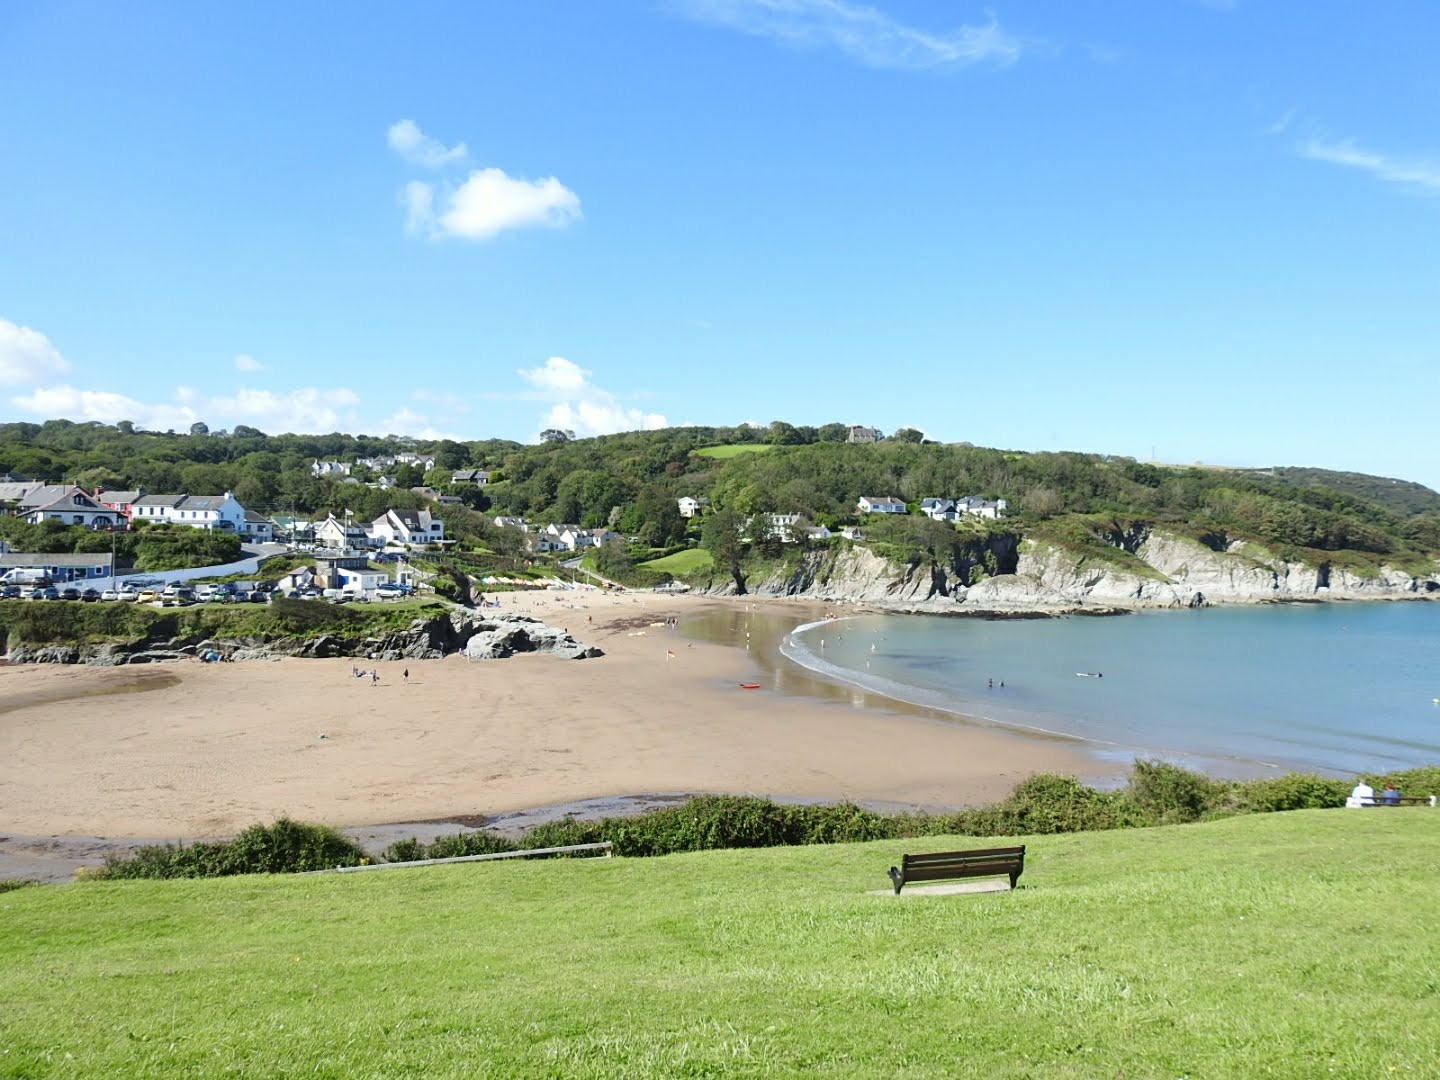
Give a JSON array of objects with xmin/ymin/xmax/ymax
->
[{"xmin": 0, "ymin": 588, "xmax": 1117, "ymax": 881}]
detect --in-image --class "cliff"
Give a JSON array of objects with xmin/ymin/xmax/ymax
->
[{"xmin": 698, "ymin": 528, "xmax": 1440, "ymax": 613}]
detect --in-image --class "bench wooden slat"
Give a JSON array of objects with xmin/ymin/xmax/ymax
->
[{"xmin": 887, "ymin": 845, "xmax": 1025, "ymax": 894}]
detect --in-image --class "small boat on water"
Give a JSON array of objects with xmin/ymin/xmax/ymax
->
[
  {"xmin": 739, "ymin": 683, "xmax": 761, "ymax": 689},
  {"xmin": 1075, "ymin": 672, "xmax": 1103, "ymax": 678}
]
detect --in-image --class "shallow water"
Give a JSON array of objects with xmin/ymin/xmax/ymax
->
[{"xmin": 772, "ymin": 601, "xmax": 1440, "ymax": 777}]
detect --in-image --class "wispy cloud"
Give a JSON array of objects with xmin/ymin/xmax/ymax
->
[
  {"xmin": 387, "ymin": 119, "xmax": 468, "ymax": 169},
  {"xmin": 11, "ymin": 383, "xmax": 361, "ymax": 433},
  {"xmin": 233, "ymin": 353, "xmax": 264, "ymax": 373},
  {"xmin": 0, "ymin": 317, "xmax": 71, "ymax": 385},
  {"xmin": 1299, "ymin": 136, "xmax": 1440, "ymax": 195},
  {"xmin": 675, "ymin": 0, "xmax": 1022, "ymax": 71},
  {"xmin": 515, "ymin": 357, "xmax": 667, "ymax": 439}
]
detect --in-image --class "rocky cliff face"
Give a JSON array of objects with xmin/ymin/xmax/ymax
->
[
  {"xmin": 699, "ymin": 529, "xmax": 1440, "ymax": 613},
  {"xmin": 2, "ymin": 611, "xmax": 603, "ymax": 665}
]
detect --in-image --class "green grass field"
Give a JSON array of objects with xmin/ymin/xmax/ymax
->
[
  {"xmin": 694, "ymin": 443, "xmax": 776, "ymax": 459},
  {"xmin": 2, "ymin": 810, "xmax": 1437, "ymax": 1078},
  {"xmin": 637, "ymin": 548, "xmax": 714, "ymax": 575}
]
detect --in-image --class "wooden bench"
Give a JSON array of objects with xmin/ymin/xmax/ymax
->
[
  {"xmin": 1356, "ymin": 795, "xmax": 1436, "ymax": 808},
  {"xmin": 888, "ymin": 845, "xmax": 1025, "ymax": 895}
]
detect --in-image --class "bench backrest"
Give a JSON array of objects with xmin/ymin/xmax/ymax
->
[{"xmin": 902, "ymin": 845, "xmax": 1025, "ymax": 883}]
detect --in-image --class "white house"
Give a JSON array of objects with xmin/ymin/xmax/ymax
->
[
  {"xmin": 395, "ymin": 453, "xmax": 435, "ymax": 471},
  {"xmin": 557, "ymin": 526, "xmax": 620, "ymax": 551},
  {"xmin": 847, "ymin": 425, "xmax": 882, "ymax": 443},
  {"xmin": 335, "ymin": 565, "xmax": 391, "ymax": 594},
  {"xmin": 955, "ymin": 496, "xmax": 1008, "ymax": 519},
  {"xmin": 452, "ymin": 469, "xmax": 489, "ymax": 485},
  {"xmin": 241, "ymin": 511, "xmax": 275, "ymax": 543},
  {"xmin": 314, "ymin": 513, "xmax": 372, "ymax": 549},
  {"xmin": 677, "ymin": 496, "xmax": 709, "ymax": 518},
  {"xmin": 311, "ymin": 460, "xmax": 351, "ymax": 478},
  {"xmin": 528, "ymin": 533, "xmax": 564, "ymax": 553},
  {"xmin": 369, "ymin": 508, "xmax": 445, "ymax": 547},
  {"xmin": 0, "ymin": 552, "xmax": 115, "ymax": 581},
  {"xmin": 131, "ymin": 492, "xmax": 248, "ymax": 532},
  {"xmin": 801, "ymin": 524, "xmax": 832, "ymax": 541},
  {"xmin": 23, "ymin": 489, "xmax": 116, "ymax": 528},
  {"xmin": 494, "ymin": 516, "xmax": 530, "ymax": 532},
  {"xmin": 857, "ymin": 496, "xmax": 906, "ymax": 515},
  {"xmin": 840, "ymin": 526, "xmax": 866, "ymax": 541}
]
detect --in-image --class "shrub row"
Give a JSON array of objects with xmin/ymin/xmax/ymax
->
[{"xmin": 87, "ymin": 763, "xmax": 1426, "ymax": 880}]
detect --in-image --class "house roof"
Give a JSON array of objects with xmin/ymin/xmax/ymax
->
[
  {"xmin": 18, "ymin": 484, "xmax": 84, "ymax": 509},
  {"xmin": 0, "ymin": 481, "xmax": 41, "ymax": 502},
  {"xmin": 0, "ymin": 552, "xmax": 114, "ymax": 569},
  {"xmin": 243, "ymin": 510, "xmax": 272, "ymax": 523},
  {"xmin": 30, "ymin": 492, "xmax": 106, "ymax": 514},
  {"xmin": 132, "ymin": 494, "xmax": 185, "ymax": 508},
  {"xmin": 96, "ymin": 489, "xmax": 143, "ymax": 504},
  {"xmin": 860, "ymin": 495, "xmax": 904, "ymax": 504}
]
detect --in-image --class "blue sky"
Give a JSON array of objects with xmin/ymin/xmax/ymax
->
[{"xmin": 2, "ymin": 1, "xmax": 1437, "ymax": 487}]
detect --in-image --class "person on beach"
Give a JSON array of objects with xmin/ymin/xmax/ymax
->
[
  {"xmin": 371, "ymin": 670, "xmax": 378, "ymax": 686},
  {"xmin": 403, "ymin": 668, "xmax": 409, "ymax": 683}
]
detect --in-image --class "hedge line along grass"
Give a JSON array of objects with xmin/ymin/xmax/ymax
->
[{"xmin": 2, "ymin": 810, "xmax": 1437, "ymax": 1078}]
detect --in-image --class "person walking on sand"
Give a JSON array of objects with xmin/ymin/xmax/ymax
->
[
  {"xmin": 403, "ymin": 668, "xmax": 409, "ymax": 683},
  {"xmin": 371, "ymin": 670, "xmax": 378, "ymax": 686}
]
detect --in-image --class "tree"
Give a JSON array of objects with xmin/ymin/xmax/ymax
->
[
  {"xmin": 817, "ymin": 422, "xmax": 848, "ymax": 443},
  {"xmin": 892, "ymin": 427, "xmax": 925, "ymax": 444},
  {"xmin": 190, "ymin": 421, "xmax": 210, "ymax": 437},
  {"xmin": 701, "ymin": 508, "xmax": 747, "ymax": 594},
  {"xmin": 116, "ymin": 420, "xmax": 135, "ymax": 435},
  {"xmin": 433, "ymin": 439, "xmax": 467, "ymax": 470},
  {"xmin": 541, "ymin": 428, "xmax": 575, "ymax": 443}
]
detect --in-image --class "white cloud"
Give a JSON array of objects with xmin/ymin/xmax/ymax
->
[
  {"xmin": 411, "ymin": 388, "xmax": 470, "ymax": 412},
  {"xmin": 233, "ymin": 353, "xmax": 264, "ymax": 372},
  {"xmin": 516, "ymin": 356, "xmax": 667, "ymax": 439},
  {"xmin": 387, "ymin": 119, "xmax": 468, "ymax": 168},
  {"xmin": 676, "ymin": 0, "xmax": 1022, "ymax": 70},
  {"xmin": 10, "ymin": 385, "xmax": 198, "ymax": 430},
  {"xmin": 430, "ymin": 168, "xmax": 582, "ymax": 241},
  {"xmin": 1299, "ymin": 137, "xmax": 1440, "ymax": 195},
  {"xmin": 10, "ymin": 384, "xmax": 361, "ymax": 433},
  {"xmin": 378, "ymin": 407, "xmax": 461, "ymax": 442},
  {"xmin": 0, "ymin": 318, "xmax": 72, "ymax": 385}
]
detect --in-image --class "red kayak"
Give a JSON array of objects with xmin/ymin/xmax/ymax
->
[{"xmin": 739, "ymin": 683, "xmax": 761, "ymax": 689}]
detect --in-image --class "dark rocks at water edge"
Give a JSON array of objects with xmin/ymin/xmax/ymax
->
[{"xmin": 2, "ymin": 611, "xmax": 604, "ymax": 666}]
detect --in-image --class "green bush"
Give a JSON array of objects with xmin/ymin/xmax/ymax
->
[
  {"xmin": 1127, "ymin": 759, "xmax": 1224, "ymax": 824},
  {"xmin": 101, "ymin": 818, "xmax": 367, "ymax": 879},
  {"xmin": 997, "ymin": 773, "xmax": 1145, "ymax": 833},
  {"xmin": 0, "ymin": 879, "xmax": 35, "ymax": 893},
  {"xmin": 1232, "ymin": 773, "xmax": 1350, "ymax": 813}
]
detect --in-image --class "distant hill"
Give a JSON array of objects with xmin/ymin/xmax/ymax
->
[{"xmin": 1268, "ymin": 467, "xmax": 1440, "ymax": 517}]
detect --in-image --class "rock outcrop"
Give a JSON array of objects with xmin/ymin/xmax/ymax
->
[
  {"xmin": 697, "ymin": 528, "xmax": 1440, "ymax": 615},
  {"xmin": 2, "ymin": 610, "xmax": 603, "ymax": 666}
]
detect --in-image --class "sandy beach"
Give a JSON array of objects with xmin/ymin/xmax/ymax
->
[{"xmin": 0, "ymin": 589, "xmax": 1098, "ymax": 854}]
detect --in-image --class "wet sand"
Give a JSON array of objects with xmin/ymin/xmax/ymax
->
[{"xmin": 0, "ymin": 590, "xmax": 1103, "ymax": 879}]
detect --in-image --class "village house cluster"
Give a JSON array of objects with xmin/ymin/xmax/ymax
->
[
  {"xmin": 491, "ymin": 517, "xmax": 619, "ymax": 554},
  {"xmin": 674, "ymin": 490, "xmax": 1008, "ymax": 544}
]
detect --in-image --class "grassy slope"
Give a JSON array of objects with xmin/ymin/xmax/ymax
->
[
  {"xmin": 2, "ymin": 811, "xmax": 1437, "ymax": 1078},
  {"xmin": 695, "ymin": 443, "xmax": 776, "ymax": 459},
  {"xmin": 637, "ymin": 547, "xmax": 714, "ymax": 574}
]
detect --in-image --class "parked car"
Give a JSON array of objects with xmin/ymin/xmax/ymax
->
[
  {"xmin": 246, "ymin": 590, "xmax": 267, "ymax": 603},
  {"xmin": 0, "ymin": 585, "xmax": 21, "ymax": 599},
  {"xmin": 32, "ymin": 586, "xmax": 60, "ymax": 601},
  {"xmin": 80, "ymin": 588, "xmax": 101, "ymax": 602},
  {"xmin": 136, "ymin": 589, "xmax": 161, "ymax": 603},
  {"xmin": 58, "ymin": 586, "xmax": 81, "ymax": 601}
]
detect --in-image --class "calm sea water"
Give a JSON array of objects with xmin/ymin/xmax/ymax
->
[{"xmin": 776, "ymin": 602, "xmax": 1440, "ymax": 777}]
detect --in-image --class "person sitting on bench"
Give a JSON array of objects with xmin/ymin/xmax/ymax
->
[{"xmin": 1380, "ymin": 783, "xmax": 1402, "ymax": 806}]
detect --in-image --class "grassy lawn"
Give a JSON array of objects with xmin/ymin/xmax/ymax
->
[
  {"xmin": 637, "ymin": 548, "xmax": 714, "ymax": 575},
  {"xmin": 2, "ymin": 810, "xmax": 1438, "ymax": 1077},
  {"xmin": 695, "ymin": 443, "xmax": 776, "ymax": 459}
]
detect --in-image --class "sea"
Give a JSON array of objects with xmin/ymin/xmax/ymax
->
[{"xmin": 686, "ymin": 600, "xmax": 1440, "ymax": 779}]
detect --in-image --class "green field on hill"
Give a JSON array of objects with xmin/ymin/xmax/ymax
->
[
  {"xmin": 694, "ymin": 443, "xmax": 776, "ymax": 458},
  {"xmin": 3, "ymin": 810, "xmax": 1437, "ymax": 1078},
  {"xmin": 637, "ymin": 547, "xmax": 714, "ymax": 575}
]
